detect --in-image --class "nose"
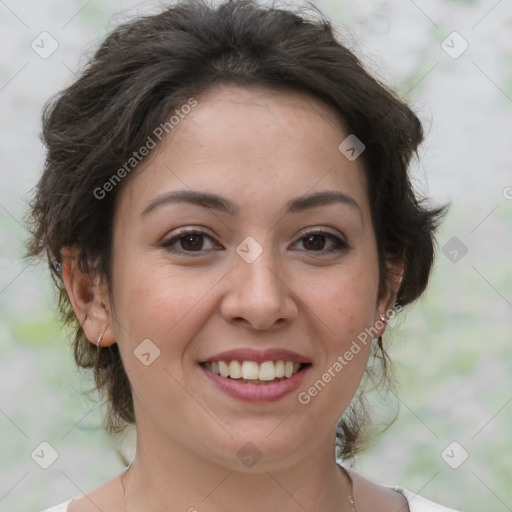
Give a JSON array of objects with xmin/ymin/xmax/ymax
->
[{"xmin": 220, "ymin": 246, "xmax": 298, "ymax": 330}]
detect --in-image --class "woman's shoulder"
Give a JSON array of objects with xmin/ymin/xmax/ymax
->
[
  {"xmin": 392, "ymin": 487, "xmax": 461, "ymax": 512},
  {"xmin": 38, "ymin": 500, "xmax": 73, "ymax": 512},
  {"xmin": 39, "ymin": 472, "xmax": 125, "ymax": 511},
  {"xmin": 343, "ymin": 465, "xmax": 461, "ymax": 512}
]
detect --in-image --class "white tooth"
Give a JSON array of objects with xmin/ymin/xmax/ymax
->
[
  {"xmin": 275, "ymin": 360, "xmax": 285, "ymax": 378},
  {"xmin": 259, "ymin": 361, "xmax": 277, "ymax": 381},
  {"xmin": 219, "ymin": 361, "xmax": 230, "ymax": 378},
  {"xmin": 241, "ymin": 361, "xmax": 259, "ymax": 379},
  {"xmin": 216, "ymin": 360, "xmax": 298, "ymax": 380},
  {"xmin": 229, "ymin": 360, "xmax": 242, "ymax": 379},
  {"xmin": 284, "ymin": 361, "xmax": 294, "ymax": 378}
]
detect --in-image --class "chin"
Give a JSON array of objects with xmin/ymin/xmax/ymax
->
[{"xmin": 196, "ymin": 425, "xmax": 316, "ymax": 473}]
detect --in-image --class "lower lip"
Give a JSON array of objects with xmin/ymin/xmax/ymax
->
[{"xmin": 199, "ymin": 364, "xmax": 310, "ymax": 403}]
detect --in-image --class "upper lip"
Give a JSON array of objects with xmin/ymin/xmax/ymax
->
[{"xmin": 199, "ymin": 348, "xmax": 312, "ymax": 364}]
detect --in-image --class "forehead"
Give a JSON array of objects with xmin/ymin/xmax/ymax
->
[
  {"xmin": 117, "ymin": 83, "xmax": 370, "ymax": 220},
  {"xmin": 173, "ymin": 83, "xmax": 349, "ymax": 161}
]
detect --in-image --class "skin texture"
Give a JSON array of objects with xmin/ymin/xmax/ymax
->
[{"xmin": 62, "ymin": 83, "xmax": 407, "ymax": 511}]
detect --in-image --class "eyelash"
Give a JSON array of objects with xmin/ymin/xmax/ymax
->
[{"xmin": 160, "ymin": 228, "xmax": 349, "ymax": 256}]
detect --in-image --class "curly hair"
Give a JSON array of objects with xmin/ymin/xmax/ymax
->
[{"xmin": 25, "ymin": 0, "xmax": 448, "ymax": 460}]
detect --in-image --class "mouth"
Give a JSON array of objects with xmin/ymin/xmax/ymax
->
[
  {"xmin": 197, "ymin": 348, "xmax": 313, "ymax": 402},
  {"xmin": 199, "ymin": 360, "xmax": 312, "ymax": 385}
]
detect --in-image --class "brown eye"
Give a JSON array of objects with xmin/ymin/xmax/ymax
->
[
  {"xmin": 161, "ymin": 229, "xmax": 220, "ymax": 254},
  {"xmin": 180, "ymin": 233, "xmax": 204, "ymax": 251},
  {"xmin": 293, "ymin": 230, "xmax": 349, "ymax": 254},
  {"xmin": 302, "ymin": 234, "xmax": 327, "ymax": 251}
]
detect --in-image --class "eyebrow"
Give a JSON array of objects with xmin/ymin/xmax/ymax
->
[{"xmin": 141, "ymin": 189, "xmax": 363, "ymax": 220}]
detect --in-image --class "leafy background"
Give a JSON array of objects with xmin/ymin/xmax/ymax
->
[{"xmin": 0, "ymin": 0, "xmax": 510, "ymax": 511}]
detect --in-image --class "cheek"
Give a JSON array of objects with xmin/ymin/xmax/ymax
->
[
  {"xmin": 302, "ymin": 273, "xmax": 376, "ymax": 412},
  {"xmin": 111, "ymin": 256, "xmax": 220, "ymax": 352},
  {"xmin": 303, "ymin": 265, "xmax": 379, "ymax": 336},
  {"xmin": 109, "ymin": 258, "xmax": 209, "ymax": 404}
]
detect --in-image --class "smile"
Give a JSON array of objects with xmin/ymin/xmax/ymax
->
[
  {"xmin": 201, "ymin": 360, "xmax": 309, "ymax": 384},
  {"xmin": 199, "ymin": 360, "xmax": 311, "ymax": 402}
]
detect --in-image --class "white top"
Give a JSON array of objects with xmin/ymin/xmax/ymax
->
[{"xmin": 39, "ymin": 489, "xmax": 460, "ymax": 511}]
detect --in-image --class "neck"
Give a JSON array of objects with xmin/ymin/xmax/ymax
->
[{"xmin": 121, "ymin": 426, "xmax": 353, "ymax": 512}]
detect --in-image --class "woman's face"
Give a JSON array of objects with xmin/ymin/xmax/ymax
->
[{"xmin": 108, "ymin": 83, "xmax": 395, "ymax": 470}]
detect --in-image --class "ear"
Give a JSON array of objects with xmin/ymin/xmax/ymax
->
[
  {"xmin": 374, "ymin": 258, "xmax": 404, "ymax": 337},
  {"xmin": 61, "ymin": 247, "xmax": 116, "ymax": 347}
]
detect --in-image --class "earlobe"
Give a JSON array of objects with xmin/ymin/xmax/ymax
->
[
  {"xmin": 61, "ymin": 247, "xmax": 115, "ymax": 347},
  {"xmin": 376, "ymin": 259, "xmax": 404, "ymax": 335}
]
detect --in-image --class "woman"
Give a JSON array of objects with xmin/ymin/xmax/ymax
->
[{"xmin": 28, "ymin": 0, "xmax": 459, "ymax": 510}]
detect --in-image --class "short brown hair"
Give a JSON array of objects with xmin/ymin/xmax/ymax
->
[{"xmin": 26, "ymin": 0, "xmax": 448, "ymax": 460}]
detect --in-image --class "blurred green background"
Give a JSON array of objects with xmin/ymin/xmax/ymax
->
[{"xmin": 0, "ymin": 1, "xmax": 511, "ymax": 511}]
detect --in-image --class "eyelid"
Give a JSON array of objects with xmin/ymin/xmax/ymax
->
[
  {"xmin": 163, "ymin": 226, "xmax": 216, "ymax": 239},
  {"xmin": 297, "ymin": 226, "xmax": 346, "ymax": 240}
]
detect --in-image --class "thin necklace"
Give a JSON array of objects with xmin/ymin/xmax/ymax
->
[
  {"xmin": 122, "ymin": 463, "xmax": 357, "ymax": 512},
  {"xmin": 339, "ymin": 464, "xmax": 358, "ymax": 512},
  {"xmin": 121, "ymin": 464, "xmax": 131, "ymax": 512}
]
